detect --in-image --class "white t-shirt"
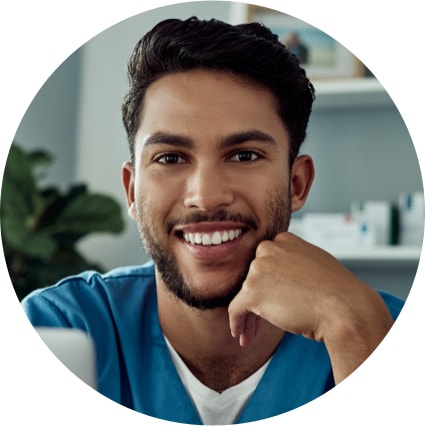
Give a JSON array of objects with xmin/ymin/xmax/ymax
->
[{"xmin": 164, "ymin": 337, "xmax": 271, "ymax": 425}]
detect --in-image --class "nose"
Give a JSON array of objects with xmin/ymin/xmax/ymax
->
[{"xmin": 183, "ymin": 162, "xmax": 235, "ymax": 211}]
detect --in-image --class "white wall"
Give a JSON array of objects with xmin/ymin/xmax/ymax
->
[{"xmin": 14, "ymin": 50, "xmax": 81, "ymax": 191}]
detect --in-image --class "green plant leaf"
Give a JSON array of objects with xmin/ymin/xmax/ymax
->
[
  {"xmin": 2, "ymin": 142, "xmax": 125, "ymax": 301},
  {"xmin": 28, "ymin": 149, "xmax": 54, "ymax": 169},
  {"xmin": 1, "ymin": 144, "xmax": 37, "ymax": 218},
  {"xmin": 35, "ymin": 185, "xmax": 85, "ymax": 230},
  {"xmin": 1, "ymin": 215, "xmax": 57, "ymax": 259},
  {"xmin": 47, "ymin": 192, "xmax": 125, "ymax": 235}
]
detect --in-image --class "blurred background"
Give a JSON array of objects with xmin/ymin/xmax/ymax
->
[{"xmin": 5, "ymin": 2, "xmax": 423, "ymax": 300}]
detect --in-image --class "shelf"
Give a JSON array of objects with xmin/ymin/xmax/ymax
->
[
  {"xmin": 312, "ymin": 78, "xmax": 393, "ymax": 111},
  {"xmin": 329, "ymin": 246, "xmax": 422, "ymax": 268}
]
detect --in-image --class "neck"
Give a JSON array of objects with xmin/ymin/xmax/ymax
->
[{"xmin": 156, "ymin": 273, "xmax": 284, "ymax": 391}]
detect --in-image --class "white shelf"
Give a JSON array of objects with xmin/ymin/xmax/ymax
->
[
  {"xmin": 329, "ymin": 246, "xmax": 422, "ymax": 267},
  {"xmin": 313, "ymin": 78, "xmax": 392, "ymax": 110}
]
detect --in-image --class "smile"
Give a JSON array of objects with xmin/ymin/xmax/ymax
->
[{"xmin": 183, "ymin": 229, "xmax": 243, "ymax": 246}]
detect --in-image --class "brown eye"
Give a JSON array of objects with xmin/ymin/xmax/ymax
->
[
  {"xmin": 230, "ymin": 151, "xmax": 259, "ymax": 162},
  {"xmin": 158, "ymin": 153, "xmax": 184, "ymax": 164}
]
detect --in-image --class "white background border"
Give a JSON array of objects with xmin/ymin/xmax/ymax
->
[{"xmin": 1, "ymin": 1, "xmax": 424, "ymax": 424}]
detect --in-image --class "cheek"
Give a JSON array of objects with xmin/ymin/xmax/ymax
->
[
  {"xmin": 245, "ymin": 170, "xmax": 289, "ymax": 209},
  {"xmin": 135, "ymin": 177, "xmax": 178, "ymax": 228},
  {"xmin": 255, "ymin": 180, "xmax": 292, "ymax": 234}
]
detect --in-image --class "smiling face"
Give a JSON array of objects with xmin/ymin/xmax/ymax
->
[{"xmin": 122, "ymin": 69, "xmax": 313, "ymax": 310}]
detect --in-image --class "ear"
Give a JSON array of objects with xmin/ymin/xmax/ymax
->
[
  {"xmin": 121, "ymin": 161, "xmax": 137, "ymax": 220},
  {"xmin": 290, "ymin": 155, "xmax": 315, "ymax": 213}
]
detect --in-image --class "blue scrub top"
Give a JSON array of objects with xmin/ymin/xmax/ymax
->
[{"xmin": 22, "ymin": 262, "xmax": 403, "ymax": 424}]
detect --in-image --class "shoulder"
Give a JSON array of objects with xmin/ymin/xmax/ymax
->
[
  {"xmin": 21, "ymin": 262, "xmax": 156, "ymax": 327},
  {"xmin": 24, "ymin": 261, "xmax": 156, "ymax": 301},
  {"xmin": 101, "ymin": 261, "xmax": 156, "ymax": 288}
]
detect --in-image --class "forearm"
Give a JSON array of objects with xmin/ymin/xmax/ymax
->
[{"xmin": 323, "ymin": 291, "xmax": 394, "ymax": 384}]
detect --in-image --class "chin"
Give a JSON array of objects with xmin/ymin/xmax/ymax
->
[{"xmin": 161, "ymin": 263, "xmax": 248, "ymax": 311}]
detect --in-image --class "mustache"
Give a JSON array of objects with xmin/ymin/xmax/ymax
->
[{"xmin": 166, "ymin": 209, "xmax": 259, "ymax": 234}]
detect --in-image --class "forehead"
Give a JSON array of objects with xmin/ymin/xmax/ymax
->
[{"xmin": 135, "ymin": 69, "xmax": 288, "ymax": 150}]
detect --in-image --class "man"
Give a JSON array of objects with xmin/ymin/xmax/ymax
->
[{"xmin": 22, "ymin": 17, "xmax": 402, "ymax": 424}]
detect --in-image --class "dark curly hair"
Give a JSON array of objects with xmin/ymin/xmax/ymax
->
[{"xmin": 122, "ymin": 16, "xmax": 315, "ymax": 165}]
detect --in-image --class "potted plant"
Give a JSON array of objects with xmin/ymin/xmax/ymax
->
[{"xmin": 1, "ymin": 142, "xmax": 125, "ymax": 300}]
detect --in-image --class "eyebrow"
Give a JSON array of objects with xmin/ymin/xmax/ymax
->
[
  {"xmin": 218, "ymin": 130, "xmax": 277, "ymax": 150},
  {"xmin": 142, "ymin": 129, "xmax": 277, "ymax": 151},
  {"xmin": 142, "ymin": 132, "xmax": 193, "ymax": 150}
]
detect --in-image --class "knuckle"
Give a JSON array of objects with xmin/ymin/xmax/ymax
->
[
  {"xmin": 242, "ymin": 272, "xmax": 257, "ymax": 293},
  {"xmin": 274, "ymin": 231, "xmax": 294, "ymax": 244},
  {"xmin": 274, "ymin": 232, "xmax": 287, "ymax": 243},
  {"xmin": 247, "ymin": 257, "xmax": 264, "ymax": 279},
  {"xmin": 244, "ymin": 258, "xmax": 266, "ymax": 293},
  {"xmin": 255, "ymin": 239, "xmax": 274, "ymax": 257}
]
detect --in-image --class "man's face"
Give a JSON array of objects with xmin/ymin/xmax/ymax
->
[{"xmin": 123, "ymin": 69, "xmax": 301, "ymax": 310}]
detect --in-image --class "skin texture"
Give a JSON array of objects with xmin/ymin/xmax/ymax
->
[{"xmin": 122, "ymin": 69, "xmax": 394, "ymax": 390}]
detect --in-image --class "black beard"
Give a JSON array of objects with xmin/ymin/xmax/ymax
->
[
  {"xmin": 154, "ymin": 241, "xmax": 255, "ymax": 310},
  {"xmin": 137, "ymin": 188, "xmax": 291, "ymax": 310}
]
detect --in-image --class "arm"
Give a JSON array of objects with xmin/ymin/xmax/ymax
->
[{"xmin": 228, "ymin": 232, "xmax": 395, "ymax": 384}]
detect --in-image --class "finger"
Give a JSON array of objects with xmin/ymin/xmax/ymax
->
[
  {"xmin": 228, "ymin": 270, "xmax": 262, "ymax": 346},
  {"xmin": 239, "ymin": 313, "xmax": 261, "ymax": 347},
  {"xmin": 228, "ymin": 306, "xmax": 248, "ymax": 340},
  {"xmin": 228, "ymin": 293, "xmax": 261, "ymax": 346}
]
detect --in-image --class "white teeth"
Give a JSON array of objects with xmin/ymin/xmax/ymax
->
[
  {"xmin": 183, "ymin": 229, "xmax": 243, "ymax": 246},
  {"xmin": 202, "ymin": 234, "xmax": 212, "ymax": 246},
  {"xmin": 211, "ymin": 231, "xmax": 221, "ymax": 245}
]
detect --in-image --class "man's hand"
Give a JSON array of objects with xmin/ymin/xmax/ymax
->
[{"xmin": 228, "ymin": 232, "xmax": 394, "ymax": 383}]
